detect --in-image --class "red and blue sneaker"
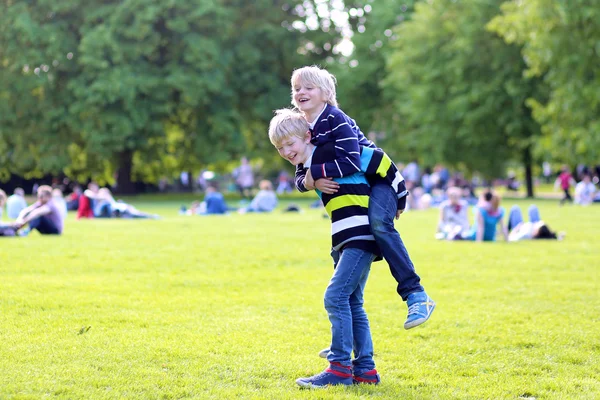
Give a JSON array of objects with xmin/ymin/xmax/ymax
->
[
  {"xmin": 296, "ymin": 362, "xmax": 353, "ymax": 388},
  {"xmin": 353, "ymin": 369, "xmax": 381, "ymax": 385}
]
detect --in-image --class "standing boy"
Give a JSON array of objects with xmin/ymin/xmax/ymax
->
[
  {"xmin": 290, "ymin": 65, "xmax": 435, "ymax": 330},
  {"xmin": 269, "ymin": 108, "xmax": 396, "ymax": 387}
]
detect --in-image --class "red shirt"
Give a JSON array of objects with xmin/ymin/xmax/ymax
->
[{"xmin": 558, "ymin": 172, "xmax": 572, "ymax": 190}]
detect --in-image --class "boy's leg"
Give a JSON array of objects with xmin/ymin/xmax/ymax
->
[
  {"xmin": 369, "ymin": 183, "xmax": 435, "ymax": 329},
  {"xmin": 28, "ymin": 216, "xmax": 59, "ymax": 235},
  {"xmin": 349, "ymin": 265, "xmax": 380, "ymax": 384},
  {"xmin": 296, "ymin": 248, "xmax": 375, "ymax": 387},
  {"xmin": 528, "ymin": 205, "xmax": 541, "ymax": 222},
  {"xmin": 368, "ymin": 183, "xmax": 423, "ymax": 300},
  {"xmin": 508, "ymin": 205, "xmax": 524, "ymax": 231},
  {"xmin": 325, "ymin": 248, "xmax": 376, "ymax": 367}
]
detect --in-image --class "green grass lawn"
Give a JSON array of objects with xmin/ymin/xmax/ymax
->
[{"xmin": 1, "ymin": 196, "xmax": 599, "ymax": 399}]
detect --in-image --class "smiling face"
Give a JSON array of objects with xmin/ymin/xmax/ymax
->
[
  {"xmin": 292, "ymin": 78, "xmax": 328, "ymax": 120},
  {"xmin": 276, "ymin": 132, "xmax": 313, "ymax": 166}
]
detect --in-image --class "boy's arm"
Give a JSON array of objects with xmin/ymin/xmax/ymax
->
[
  {"xmin": 309, "ymin": 115, "xmax": 362, "ymax": 181},
  {"xmin": 294, "ymin": 165, "xmax": 310, "ymax": 192}
]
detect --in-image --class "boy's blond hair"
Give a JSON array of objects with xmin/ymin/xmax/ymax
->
[
  {"xmin": 259, "ymin": 180, "xmax": 273, "ymax": 191},
  {"xmin": 37, "ymin": 185, "xmax": 52, "ymax": 198},
  {"xmin": 268, "ymin": 108, "xmax": 310, "ymax": 148},
  {"xmin": 291, "ymin": 65, "xmax": 338, "ymax": 108}
]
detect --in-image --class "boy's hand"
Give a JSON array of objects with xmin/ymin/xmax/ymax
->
[
  {"xmin": 396, "ymin": 209, "xmax": 404, "ymax": 220},
  {"xmin": 315, "ymin": 178, "xmax": 339, "ymax": 194},
  {"xmin": 304, "ymin": 169, "xmax": 315, "ymax": 190}
]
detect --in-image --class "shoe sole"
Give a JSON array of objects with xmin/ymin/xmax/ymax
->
[
  {"xmin": 296, "ymin": 379, "xmax": 352, "ymax": 388},
  {"xmin": 404, "ymin": 302, "xmax": 436, "ymax": 330}
]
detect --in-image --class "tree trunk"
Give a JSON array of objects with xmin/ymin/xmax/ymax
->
[
  {"xmin": 116, "ymin": 149, "xmax": 135, "ymax": 195},
  {"xmin": 523, "ymin": 146, "xmax": 534, "ymax": 198}
]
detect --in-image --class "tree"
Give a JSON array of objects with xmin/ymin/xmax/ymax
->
[
  {"xmin": 488, "ymin": 0, "xmax": 600, "ymax": 166},
  {"xmin": 331, "ymin": 0, "xmax": 417, "ymax": 137},
  {"xmin": 0, "ymin": 0, "xmax": 344, "ymax": 192},
  {"xmin": 382, "ymin": 0, "xmax": 542, "ymax": 196}
]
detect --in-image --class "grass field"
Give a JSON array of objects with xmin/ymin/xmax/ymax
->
[{"xmin": 1, "ymin": 195, "xmax": 599, "ymax": 399}]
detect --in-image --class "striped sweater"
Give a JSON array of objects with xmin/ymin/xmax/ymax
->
[
  {"xmin": 311, "ymin": 142, "xmax": 378, "ymax": 255},
  {"xmin": 295, "ymin": 103, "xmax": 408, "ymax": 210},
  {"xmin": 312, "ymin": 142, "xmax": 407, "ymax": 255}
]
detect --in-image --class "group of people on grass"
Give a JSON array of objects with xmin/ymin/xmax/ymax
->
[
  {"xmin": 76, "ymin": 182, "xmax": 159, "ymax": 220},
  {"xmin": 2, "ymin": 64, "xmax": 578, "ymax": 390},
  {"xmin": 555, "ymin": 166, "xmax": 598, "ymax": 206},
  {"xmin": 0, "ymin": 182, "xmax": 159, "ymax": 237},
  {"xmin": 436, "ymin": 187, "xmax": 563, "ymax": 242},
  {"xmin": 182, "ymin": 180, "xmax": 278, "ymax": 216},
  {"xmin": 0, "ymin": 185, "xmax": 65, "ymax": 236}
]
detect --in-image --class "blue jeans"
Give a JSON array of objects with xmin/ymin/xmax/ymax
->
[
  {"xmin": 326, "ymin": 248, "xmax": 376, "ymax": 375},
  {"xmin": 29, "ymin": 215, "xmax": 60, "ymax": 235},
  {"xmin": 508, "ymin": 205, "xmax": 541, "ymax": 231},
  {"xmin": 369, "ymin": 183, "xmax": 423, "ymax": 300}
]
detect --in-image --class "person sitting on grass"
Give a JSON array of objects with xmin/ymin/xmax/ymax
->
[
  {"xmin": 574, "ymin": 174, "xmax": 596, "ymax": 206},
  {"xmin": 436, "ymin": 186, "xmax": 470, "ymax": 240},
  {"xmin": 268, "ymin": 108, "xmax": 417, "ymax": 387},
  {"xmin": 507, "ymin": 205, "xmax": 565, "ymax": 241},
  {"xmin": 184, "ymin": 185, "xmax": 228, "ymax": 215},
  {"xmin": 13, "ymin": 185, "xmax": 65, "ymax": 235},
  {"xmin": 52, "ymin": 188, "xmax": 68, "ymax": 221},
  {"xmin": 6, "ymin": 187, "xmax": 28, "ymax": 219},
  {"xmin": 461, "ymin": 191, "xmax": 508, "ymax": 242},
  {"xmin": 239, "ymin": 180, "xmax": 278, "ymax": 213}
]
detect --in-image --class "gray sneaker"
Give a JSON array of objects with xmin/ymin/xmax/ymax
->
[{"xmin": 318, "ymin": 347, "xmax": 329, "ymax": 358}]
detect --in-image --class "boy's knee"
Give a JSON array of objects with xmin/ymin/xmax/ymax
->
[{"xmin": 370, "ymin": 217, "xmax": 392, "ymax": 236}]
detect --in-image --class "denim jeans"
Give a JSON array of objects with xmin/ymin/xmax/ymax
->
[
  {"xmin": 368, "ymin": 183, "xmax": 423, "ymax": 300},
  {"xmin": 508, "ymin": 205, "xmax": 541, "ymax": 231},
  {"xmin": 29, "ymin": 215, "xmax": 60, "ymax": 235},
  {"xmin": 326, "ymin": 248, "xmax": 376, "ymax": 375}
]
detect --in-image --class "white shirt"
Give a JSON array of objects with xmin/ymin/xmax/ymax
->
[
  {"xmin": 308, "ymin": 104, "xmax": 328, "ymax": 130},
  {"xmin": 575, "ymin": 181, "xmax": 596, "ymax": 205}
]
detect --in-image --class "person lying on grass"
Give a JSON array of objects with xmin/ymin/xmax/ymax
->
[
  {"xmin": 84, "ymin": 187, "xmax": 159, "ymax": 219},
  {"xmin": 507, "ymin": 204, "xmax": 565, "ymax": 241}
]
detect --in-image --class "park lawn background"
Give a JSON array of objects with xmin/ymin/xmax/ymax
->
[{"xmin": 1, "ymin": 196, "xmax": 599, "ymax": 399}]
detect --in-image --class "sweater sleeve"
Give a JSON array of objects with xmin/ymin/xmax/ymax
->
[
  {"xmin": 309, "ymin": 114, "xmax": 361, "ymax": 181},
  {"xmin": 294, "ymin": 164, "xmax": 309, "ymax": 193}
]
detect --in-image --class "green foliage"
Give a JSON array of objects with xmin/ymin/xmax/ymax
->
[
  {"xmin": 0, "ymin": 0, "xmax": 342, "ymax": 189},
  {"xmin": 332, "ymin": 0, "xmax": 417, "ymax": 134},
  {"xmin": 488, "ymin": 0, "xmax": 600, "ymax": 165},
  {"xmin": 1, "ymin": 198, "xmax": 599, "ymax": 398},
  {"xmin": 382, "ymin": 0, "xmax": 541, "ymax": 179}
]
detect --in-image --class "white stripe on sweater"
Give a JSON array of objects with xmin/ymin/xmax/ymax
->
[{"xmin": 331, "ymin": 215, "xmax": 371, "ymax": 235}]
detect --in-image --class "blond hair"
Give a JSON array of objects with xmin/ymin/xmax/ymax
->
[
  {"xmin": 268, "ymin": 108, "xmax": 310, "ymax": 148},
  {"xmin": 37, "ymin": 185, "xmax": 52, "ymax": 198},
  {"xmin": 291, "ymin": 65, "xmax": 338, "ymax": 108},
  {"xmin": 490, "ymin": 193, "xmax": 501, "ymax": 211},
  {"xmin": 259, "ymin": 180, "xmax": 273, "ymax": 191}
]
